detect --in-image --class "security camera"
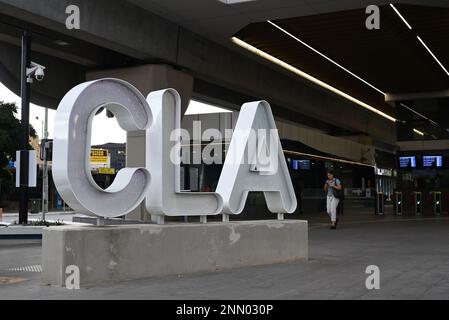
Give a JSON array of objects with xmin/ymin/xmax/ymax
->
[
  {"xmin": 26, "ymin": 62, "xmax": 46, "ymax": 83},
  {"xmin": 34, "ymin": 66, "xmax": 45, "ymax": 81}
]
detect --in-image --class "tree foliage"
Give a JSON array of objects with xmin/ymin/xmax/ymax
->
[{"xmin": 0, "ymin": 101, "xmax": 37, "ymax": 183}]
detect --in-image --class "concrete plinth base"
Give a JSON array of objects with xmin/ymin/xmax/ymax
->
[{"xmin": 42, "ymin": 220, "xmax": 308, "ymax": 287}]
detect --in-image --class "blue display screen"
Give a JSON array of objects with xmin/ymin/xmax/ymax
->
[
  {"xmin": 423, "ymin": 156, "xmax": 443, "ymax": 168},
  {"xmin": 399, "ymin": 156, "xmax": 416, "ymax": 168},
  {"xmin": 292, "ymin": 160, "xmax": 310, "ymax": 170}
]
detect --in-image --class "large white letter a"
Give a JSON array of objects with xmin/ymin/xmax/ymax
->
[{"xmin": 216, "ymin": 101, "xmax": 297, "ymax": 215}]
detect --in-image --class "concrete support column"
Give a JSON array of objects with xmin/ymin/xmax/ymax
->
[
  {"xmin": 86, "ymin": 64, "xmax": 194, "ymax": 220},
  {"xmin": 125, "ymin": 130, "xmax": 146, "ymax": 220}
]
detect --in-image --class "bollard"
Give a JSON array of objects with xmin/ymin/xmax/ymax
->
[
  {"xmin": 432, "ymin": 191, "xmax": 442, "ymax": 216},
  {"xmin": 414, "ymin": 191, "xmax": 422, "ymax": 216},
  {"xmin": 0, "ymin": 207, "xmax": 3, "ymax": 221},
  {"xmin": 376, "ymin": 192, "xmax": 384, "ymax": 215},
  {"xmin": 394, "ymin": 192, "xmax": 402, "ymax": 215}
]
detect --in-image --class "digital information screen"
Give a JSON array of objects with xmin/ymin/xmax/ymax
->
[
  {"xmin": 399, "ymin": 156, "xmax": 416, "ymax": 168},
  {"xmin": 423, "ymin": 156, "xmax": 443, "ymax": 168},
  {"xmin": 292, "ymin": 160, "xmax": 310, "ymax": 170}
]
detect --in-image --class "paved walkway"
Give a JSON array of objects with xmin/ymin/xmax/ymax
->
[{"xmin": 1, "ymin": 213, "xmax": 449, "ymax": 299}]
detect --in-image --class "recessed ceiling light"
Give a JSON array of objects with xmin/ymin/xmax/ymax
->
[{"xmin": 218, "ymin": 0, "xmax": 257, "ymax": 4}]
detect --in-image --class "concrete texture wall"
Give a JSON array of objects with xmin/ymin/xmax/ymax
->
[
  {"xmin": 42, "ymin": 220, "xmax": 308, "ymax": 287},
  {"xmin": 86, "ymin": 65, "xmax": 194, "ymax": 114}
]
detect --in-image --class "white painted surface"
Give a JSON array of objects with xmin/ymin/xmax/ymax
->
[
  {"xmin": 216, "ymin": 101, "xmax": 297, "ymax": 215},
  {"xmin": 52, "ymin": 79, "xmax": 152, "ymax": 218},
  {"xmin": 145, "ymin": 89, "xmax": 223, "ymax": 216}
]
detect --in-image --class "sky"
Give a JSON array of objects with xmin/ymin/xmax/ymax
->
[{"xmin": 0, "ymin": 81, "xmax": 231, "ymax": 145}]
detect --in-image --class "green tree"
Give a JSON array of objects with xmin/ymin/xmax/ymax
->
[{"xmin": 0, "ymin": 101, "xmax": 37, "ymax": 185}]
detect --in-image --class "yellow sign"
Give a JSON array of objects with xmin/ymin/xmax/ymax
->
[
  {"xmin": 98, "ymin": 167, "xmax": 116, "ymax": 175},
  {"xmin": 90, "ymin": 149, "xmax": 109, "ymax": 164}
]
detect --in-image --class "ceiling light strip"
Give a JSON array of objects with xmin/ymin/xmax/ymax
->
[
  {"xmin": 413, "ymin": 128, "xmax": 425, "ymax": 136},
  {"xmin": 390, "ymin": 4, "xmax": 449, "ymax": 77},
  {"xmin": 400, "ymin": 103, "xmax": 438, "ymax": 126},
  {"xmin": 389, "ymin": 4, "xmax": 413, "ymax": 29},
  {"xmin": 231, "ymin": 36, "xmax": 397, "ymax": 122},
  {"xmin": 267, "ymin": 20, "xmax": 385, "ymax": 95},
  {"xmin": 416, "ymin": 36, "xmax": 449, "ymax": 77},
  {"xmin": 268, "ymin": 18, "xmax": 439, "ymax": 128},
  {"xmin": 284, "ymin": 150, "xmax": 375, "ymax": 168}
]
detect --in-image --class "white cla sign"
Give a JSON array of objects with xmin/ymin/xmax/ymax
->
[{"xmin": 53, "ymin": 79, "xmax": 296, "ymax": 218}]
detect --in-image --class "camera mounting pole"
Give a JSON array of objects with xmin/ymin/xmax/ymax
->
[{"xmin": 19, "ymin": 30, "xmax": 31, "ymax": 224}]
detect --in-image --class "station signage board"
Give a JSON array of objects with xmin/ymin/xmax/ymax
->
[{"xmin": 90, "ymin": 149, "xmax": 109, "ymax": 164}]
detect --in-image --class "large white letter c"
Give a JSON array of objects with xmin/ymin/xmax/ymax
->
[{"xmin": 53, "ymin": 78, "xmax": 152, "ymax": 218}]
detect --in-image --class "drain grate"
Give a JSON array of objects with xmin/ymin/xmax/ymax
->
[{"xmin": 8, "ymin": 264, "xmax": 42, "ymax": 273}]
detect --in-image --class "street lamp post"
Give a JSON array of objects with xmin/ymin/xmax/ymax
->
[{"xmin": 19, "ymin": 30, "xmax": 31, "ymax": 225}]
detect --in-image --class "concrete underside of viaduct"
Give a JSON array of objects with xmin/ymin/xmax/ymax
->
[{"xmin": 0, "ymin": 0, "xmax": 405, "ymax": 150}]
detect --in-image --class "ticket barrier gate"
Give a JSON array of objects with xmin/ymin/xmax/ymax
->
[
  {"xmin": 376, "ymin": 192, "xmax": 384, "ymax": 215},
  {"xmin": 414, "ymin": 191, "xmax": 422, "ymax": 216},
  {"xmin": 431, "ymin": 191, "xmax": 442, "ymax": 216},
  {"xmin": 394, "ymin": 192, "xmax": 402, "ymax": 215}
]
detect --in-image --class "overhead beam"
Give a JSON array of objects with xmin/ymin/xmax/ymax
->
[
  {"xmin": 398, "ymin": 139, "xmax": 449, "ymax": 151},
  {"xmin": 0, "ymin": 32, "xmax": 100, "ymax": 66}
]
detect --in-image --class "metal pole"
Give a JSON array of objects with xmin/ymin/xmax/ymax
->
[
  {"xmin": 41, "ymin": 147, "xmax": 44, "ymax": 219},
  {"xmin": 44, "ymin": 108, "xmax": 48, "ymax": 140},
  {"xmin": 42, "ymin": 108, "xmax": 49, "ymax": 221},
  {"xmin": 42, "ymin": 142, "xmax": 47, "ymax": 221},
  {"xmin": 19, "ymin": 30, "xmax": 31, "ymax": 225}
]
